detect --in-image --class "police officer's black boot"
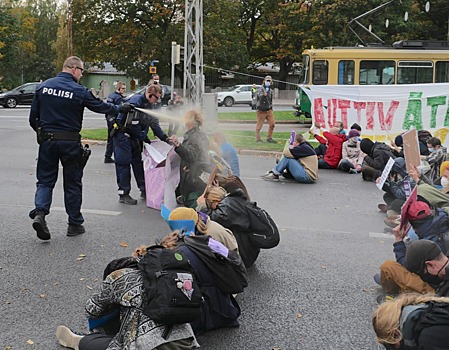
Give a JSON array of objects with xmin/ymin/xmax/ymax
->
[
  {"xmin": 67, "ymin": 224, "xmax": 86, "ymax": 237},
  {"xmin": 32, "ymin": 211, "xmax": 51, "ymax": 241},
  {"xmin": 119, "ymin": 193, "xmax": 137, "ymax": 205}
]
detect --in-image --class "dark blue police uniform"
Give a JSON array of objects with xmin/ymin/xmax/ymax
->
[
  {"xmin": 105, "ymin": 91, "xmax": 124, "ymax": 159},
  {"xmin": 29, "ymin": 72, "xmax": 121, "ymax": 225},
  {"xmin": 113, "ymin": 93, "xmax": 168, "ymax": 196}
]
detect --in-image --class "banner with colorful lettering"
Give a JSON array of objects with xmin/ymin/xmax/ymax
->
[{"xmin": 301, "ymin": 83, "xmax": 449, "ymax": 146}]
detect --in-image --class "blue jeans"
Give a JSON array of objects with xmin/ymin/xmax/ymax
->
[{"xmin": 273, "ymin": 157, "xmax": 313, "ymax": 183}]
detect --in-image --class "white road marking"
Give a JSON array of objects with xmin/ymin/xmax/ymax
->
[{"xmin": 52, "ymin": 207, "xmax": 121, "ymax": 216}]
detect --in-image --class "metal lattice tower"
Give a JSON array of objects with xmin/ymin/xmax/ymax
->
[{"xmin": 183, "ymin": 0, "xmax": 203, "ymax": 105}]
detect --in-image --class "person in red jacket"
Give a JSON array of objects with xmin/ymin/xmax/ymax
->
[{"xmin": 309, "ymin": 123, "xmax": 346, "ymax": 169}]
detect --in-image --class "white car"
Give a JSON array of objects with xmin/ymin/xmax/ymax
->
[{"xmin": 217, "ymin": 84, "xmax": 259, "ymax": 107}]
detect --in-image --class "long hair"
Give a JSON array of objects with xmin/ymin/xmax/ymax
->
[
  {"xmin": 132, "ymin": 231, "xmax": 183, "ymax": 258},
  {"xmin": 373, "ymin": 293, "xmax": 449, "ymax": 345}
]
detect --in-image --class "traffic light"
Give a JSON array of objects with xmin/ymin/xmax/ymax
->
[{"xmin": 149, "ymin": 66, "xmax": 157, "ymax": 74}]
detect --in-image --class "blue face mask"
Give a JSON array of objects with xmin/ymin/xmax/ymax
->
[{"xmin": 428, "ymin": 147, "xmax": 434, "ymax": 152}]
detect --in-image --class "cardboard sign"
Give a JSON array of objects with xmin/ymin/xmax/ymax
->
[
  {"xmin": 376, "ymin": 157, "xmax": 395, "ymax": 190},
  {"xmin": 401, "ymin": 129, "xmax": 421, "ymax": 174},
  {"xmin": 400, "ymin": 186, "xmax": 418, "ymax": 236}
]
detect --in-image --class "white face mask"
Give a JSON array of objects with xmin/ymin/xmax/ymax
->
[{"xmin": 442, "ymin": 177, "xmax": 449, "ymax": 187}]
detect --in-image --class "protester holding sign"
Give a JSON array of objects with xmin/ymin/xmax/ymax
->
[{"xmin": 360, "ymin": 138, "xmax": 395, "ymax": 181}]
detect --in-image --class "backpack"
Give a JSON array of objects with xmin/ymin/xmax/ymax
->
[
  {"xmin": 244, "ymin": 201, "xmax": 280, "ymax": 249},
  {"xmin": 257, "ymin": 95, "xmax": 271, "ymax": 111},
  {"xmin": 137, "ymin": 245, "xmax": 203, "ymax": 325},
  {"xmin": 183, "ymin": 235, "xmax": 248, "ymax": 294}
]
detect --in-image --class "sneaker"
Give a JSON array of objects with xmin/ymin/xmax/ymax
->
[
  {"xmin": 384, "ymin": 216, "xmax": 401, "ymax": 228},
  {"xmin": 104, "ymin": 156, "xmax": 114, "ymax": 164},
  {"xmin": 32, "ymin": 212, "xmax": 51, "ymax": 241},
  {"xmin": 378, "ymin": 203, "xmax": 388, "ymax": 213},
  {"xmin": 67, "ymin": 224, "xmax": 85, "ymax": 237},
  {"xmin": 373, "ymin": 273, "xmax": 381, "ymax": 286},
  {"xmin": 55, "ymin": 325, "xmax": 83, "ymax": 350},
  {"xmin": 119, "ymin": 194, "xmax": 137, "ymax": 205},
  {"xmin": 266, "ymin": 138, "xmax": 276, "ymax": 143},
  {"xmin": 261, "ymin": 171, "xmax": 279, "ymax": 180},
  {"xmin": 256, "ymin": 139, "xmax": 263, "ymax": 143}
]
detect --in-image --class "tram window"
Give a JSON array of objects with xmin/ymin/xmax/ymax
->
[
  {"xmin": 338, "ymin": 60, "xmax": 355, "ymax": 85},
  {"xmin": 312, "ymin": 60, "xmax": 328, "ymax": 85},
  {"xmin": 359, "ymin": 61, "xmax": 395, "ymax": 85},
  {"xmin": 398, "ymin": 61, "xmax": 433, "ymax": 84},
  {"xmin": 436, "ymin": 61, "xmax": 449, "ymax": 83}
]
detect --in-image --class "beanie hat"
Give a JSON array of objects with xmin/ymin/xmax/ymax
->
[
  {"xmin": 405, "ymin": 240, "xmax": 441, "ymax": 274},
  {"xmin": 360, "ymin": 138, "xmax": 374, "ymax": 154},
  {"xmin": 350, "ymin": 123, "xmax": 362, "ymax": 131},
  {"xmin": 406, "ymin": 201, "xmax": 432, "ymax": 221},
  {"xmin": 394, "ymin": 135, "xmax": 403, "ymax": 147},
  {"xmin": 169, "ymin": 207, "xmax": 199, "ymax": 224},
  {"xmin": 348, "ymin": 129, "xmax": 360, "ymax": 138}
]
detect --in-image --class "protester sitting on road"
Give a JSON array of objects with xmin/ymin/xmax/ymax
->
[
  {"xmin": 360, "ymin": 138, "xmax": 395, "ymax": 182},
  {"xmin": 376, "ymin": 201, "xmax": 449, "ymax": 297},
  {"xmin": 214, "ymin": 173, "xmax": 251, "ymax": 201},
  {"xmin": 350, "ymin": 123, "xmax": 362, "ymax": 132},
  {"xmin": 212, "ymin": 132, "xmax": 240, "ymax": 177},
  {"xmin": 309, "ymin": 123, "xmax": 346, "ymax": 169},
  {"xmin": 261, "ymin": 133, "xmax": 318, "ymax": 183},
  {"xmin": 373, "ymin": 292, "xmax": 449, "ymax": 349},
  {"xmin": 170, "ymin": 109, "xmax": 211, "ymax": 208},
  {"xmin": 338, "ymin": 129, "xmax": 365, "ymax": 173},
  {"xmin": 389, "ymin": 134, "xmax": 404, "ymax": 158},
  {"xmin": 54, "ymin": 238, "xmax": 200, "ymax": 350},
  {"xmin": 198, "ymin": 186, "xmax": 260, "ymax": 268},
  {"xmin": 423, "ymin": 137, "xmax": 447, "ymax": 183},
  {"xmin": 168, "ymin": 207, "xmax": 239, "ymax": 252}
]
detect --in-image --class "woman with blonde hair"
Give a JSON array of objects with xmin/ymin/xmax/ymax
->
[
  {"xmin": 373, "ymin": 293, "xmax": 449, "ymax": 349},
  {"xmin": 170, "ymin": 109, "xmax": 211, "ymax": 208},
  {"xmin": 198, "ymin": 186, "xmax": 260, "ymax": 268}
]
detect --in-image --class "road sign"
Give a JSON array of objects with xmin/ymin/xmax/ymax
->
[{"xmin": 149, "ymin": 66, "xmax": 157, "ymax": 74}]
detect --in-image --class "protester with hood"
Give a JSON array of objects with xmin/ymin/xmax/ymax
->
[
  {"xmin": 338, "ymin": 129, "xmax": 365, "ymax": 173},
  {"xmin": 309, "ymin": 123, "xmax": 346, "ymax": 169},
  {"xmin": 373, "ymin": 292, "xmax": 449, "ymax": 350},
  {"xmin": 360, "ymin": 138, "xmax": 395, "ymax": 181}
]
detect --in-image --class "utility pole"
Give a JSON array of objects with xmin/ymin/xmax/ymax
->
[
  {"xmin": 183, "ymin": 0, "xmax": 203, "ymax": 105},
  {"xmin": 67, "ymin": 0, "xmax": 73, "ymax": 56}
]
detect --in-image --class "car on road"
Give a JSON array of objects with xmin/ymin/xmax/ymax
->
[
  {"xmin": 125, "ymin": 85, "xmax": 172, "ymax": 106},
  {"xmin": 0, "ymin": 82, "xmax": 39, "ymax": 108},
  {"xmin": 217, "ymin": 84, "xmax": 260, "ymax": 107}
]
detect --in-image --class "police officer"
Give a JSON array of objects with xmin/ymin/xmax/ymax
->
[
  {"xmin": 113, "ymin": 84, "xmax": 170, "ymax": 205},
  {"xmin": 29, "ymin": 56, "xmax": 134, "ymax": 240},
  {"xmin": 104, "ymin": 81, "xmax": 126, "ymax": 163}
]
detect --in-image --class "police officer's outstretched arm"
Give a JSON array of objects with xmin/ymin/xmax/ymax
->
[{"xmin": 82, "ymin": 89, "xmax": 133, "ymax": 116}]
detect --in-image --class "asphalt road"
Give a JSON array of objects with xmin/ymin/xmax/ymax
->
[{"xmin": 0, "ymin": 107, "xmax": 392, "ymax": 350}]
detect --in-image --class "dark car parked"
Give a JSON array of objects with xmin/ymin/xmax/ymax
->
[
  {"xmin": 125, "ymin": 85, "xmax": 172, "ymax": 106},
  {"xmin": 0, "ymin": 82, "xmax": 40, "ymax": 108}
]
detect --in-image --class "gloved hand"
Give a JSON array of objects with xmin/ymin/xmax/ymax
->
[
  {"xmin": 143, "ymin": 137, "xmax": 151, "ymax": 144},
  {"xmin": 120, "ymin": 103, "xmax": 135, "ymax": 114}
]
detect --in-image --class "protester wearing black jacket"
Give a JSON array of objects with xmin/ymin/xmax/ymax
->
[{"xmin": 360, "ymin": 138, "xmax": 395, "ymax": 181}]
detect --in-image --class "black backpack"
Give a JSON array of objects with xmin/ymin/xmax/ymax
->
[
  {"xmin": 137, "ymin": 246, "xmax": 203, "ymax": 325},
  {"xmin": 244, "ymin": 201, "xmax": 280, "ymax": 249},
  {"xmin": 183, "ymin": 235, "xmax": 248, "ymax": 294},
  {"xmin": 257, "ymin": 95, "xmax": 271, "ymax": 111}
]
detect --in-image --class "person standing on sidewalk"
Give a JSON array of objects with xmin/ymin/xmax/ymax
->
[
  {"xmin": 255, "ymin": 75, "xmax": 276, "ymax": 143},
  {"xmin": 104, "ymin": 81, "xmax": 126, "ymax": 164}
]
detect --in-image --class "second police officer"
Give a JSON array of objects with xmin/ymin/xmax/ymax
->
[
  {"xmin": 113, "ymin": 84, "xmax": 171, "ymax": 205},
  {"xmin": 29, "ymin": 56, "xmax": 134, "ymax": 241}
]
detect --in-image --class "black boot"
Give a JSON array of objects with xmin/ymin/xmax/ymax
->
[
  {"xmin": 32, "ymin": 211, "xmax": 51, "ymax": 240},
  {"xmin": 67, "ymin": 224, "xmax": 86, "ymax": 236},
  {"xmin": 119, "ymin": 194, "xmax": 137, "ymax": 205}
]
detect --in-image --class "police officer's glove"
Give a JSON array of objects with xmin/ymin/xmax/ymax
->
[
  {"xmin": 143, "ymin": 137, "xmax": 151, "ymax": 144},
  {"xmin": 120, "ymin": 103, "xmax": 135, "ymax": 114}
]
